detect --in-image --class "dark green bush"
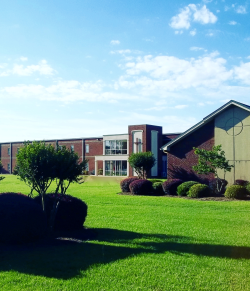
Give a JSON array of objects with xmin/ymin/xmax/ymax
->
[
  {"xmin": 129, "ymin": 179, "xmax": 153, "ymax": 195},
  {"xmin": 187, "ymin": 184, "xmax": 211, "ymax": 198},
  {"xmin": 234, "ymin": 179, "xmax": 249, "ymax": 187},
  {"xmin": 0, "ymin": 192, "xmax": 47, "ymax": 244},
  {"xmin": 34, "ymin": 193, "xmax": 88, "ymax": 231},
  {"xmin": 209, "ymin": 178, "xmax": 228, "ymax": 195},
  {"xmin": 177, "ymin": 181, "xmax": 198, "ymax": 196},
  {"xmin": 162, "ymin": 179, "xmax": 183, "ymax": 195},
  {"xmin": 224, "ymin": 185, "xmax": 248, "ymax": 200},
  {"xmin": 120, "ymin": 177, "xmax": 139, "ymax": 192},
  {"xmin": 152, "ymin": 182, "xmax": 164, "ymax": 196},
  {"xmin": 246, "ymin": 183, "xmax": 250, "ymax": 193}
]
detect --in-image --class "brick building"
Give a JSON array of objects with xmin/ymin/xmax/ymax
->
[
  {"xmin": 161, "ymin": 100, "xmax": 250, "ymax": 185},
  {"xmin": 0, "ymin": 124, "xmax": 179, "ymax": 177},
  {"xmin": 2, "ymin": 100, "xmax": 249, "ymax": 183}
]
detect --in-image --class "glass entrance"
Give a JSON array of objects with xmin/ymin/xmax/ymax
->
[{"xmin": 105, "ymin": 160, "xmax": 127, "ymax": 176}]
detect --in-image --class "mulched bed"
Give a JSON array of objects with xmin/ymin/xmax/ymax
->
[{"xmin": 118, "ymin": 192, "xmax": 250, "ymax": 201}]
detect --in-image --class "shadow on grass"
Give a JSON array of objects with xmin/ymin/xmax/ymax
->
[{"xmin": 0, "ymin": 228, "xmax": 249, "ymax": 279}]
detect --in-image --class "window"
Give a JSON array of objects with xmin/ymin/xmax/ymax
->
[
  {"xmin": 7, "ymin": 163, "xmax": 11, "ymax": 173},
  {"xmin": 8, "ymin": 148, "xmax": 10, "ymax": 156},
  {"xmin": 17, "ymin": 148, "xmax": 20, "ymax": 154},
  {"xmin": 71, "ymin": 145, "xmax": 74, "ymax": 152},
  {"xmin": 85, "ymin": 162, "xmax": 89, "ymax": 171},
  {"xmin": 105, "ymin": 140, "xmax": 127, "ymax": 155},
  {"xmin": 105, "ymin": 160, "xmax": 127, "ymax": 176},
  {"xmin": 86, "ymin": 144, "xmax": 89, "ymax": 153},
  {"xmin": 59, "ymin": 145, "xmax": 63, "ymax": 150}
]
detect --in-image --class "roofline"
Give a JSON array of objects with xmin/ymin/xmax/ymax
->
[
  {"xmin": 0, "ymin": 136, "xmax": 103, "ymax": 145},
  {"xmin": 161, "ymin": 100, "xmax": 250, "ymax": 152},
  {"xmin": 162, "ymin": 132, "xmax": 182, "ymax": 135}
]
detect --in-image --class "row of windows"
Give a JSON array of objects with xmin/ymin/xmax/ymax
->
[{"xmin": 105, "ymin": 140, "xmax": 127, "ymax": 155}]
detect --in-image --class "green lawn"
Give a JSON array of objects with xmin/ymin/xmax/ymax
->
[{"xmin": 0, "ymin": 175, "xmax": 250, "ymax": 290}]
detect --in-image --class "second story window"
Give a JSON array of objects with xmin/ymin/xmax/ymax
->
[
  {"xmin": 17, "ymin": 148, "xmax": 20, "ymax": 154},
  {"xmin": 105, "ymin": 140, "xmax": 127, "ymax": 155},
  {"xmin": 71, "ymin": 145, "xmax": 74, "ymax": 152},
  {"xmin": 8, "ymin": 147, "xmax": 10, "ymax": 156},
  {"xmin": 85, "ymin": 144, "xmax": 89, "ymax": 153}
]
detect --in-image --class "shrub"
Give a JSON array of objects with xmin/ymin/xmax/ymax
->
[
  {"xmin": 152, "ymin": 182, "xmax": 164, "ymax": 196},
  {"xmin": 83, "ymin": 170, "xmax": 89, "ymax": 175},
  {"xmin": 120, "ymin": 177, "xmax": 139, "ymax": 192},
  {"xmin": 162, "ymin": 179, "xmax": 183, "ymax": 195},
  {"xmin": 149, "ymin": 179, "xmax": 163, "ymax": 184},
  {"xmin": 188, "ymin": 184, "xmax": 211, "ymax": 198},
  {"xmin": 209, "ymin": 178, "xmax": 228, "ymax": 195},
  {"xmin": 34, "ymin": 193, "xmax": 88, "ymax": 231},
  {"xmin": 224, "ymin": 185, "xmax": 248, "ymax": 200},
  {"xmin": 129, "ymin": 179, "xmax": 153, "ymax": 195},
  {"xmin": 234, "ymin": 179, "xmax": 249, "ymax": 187},
  {"xmin": 0, "ymin": 192, "xmax": 47, "ymax": 244},
  {"xmin": 98, "ymin": 168, "xmax": 103, "ymax": 175},
  {"xmin": 246, "ymin": 183, "xmax": 250, "ymax": 193},
  {"xmin": 177, "ymin": 181, "xmax": 199, "ymax": 196}
]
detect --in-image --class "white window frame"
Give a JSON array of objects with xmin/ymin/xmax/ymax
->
[
  {"xmin": 71, "ymin": 145, "xmax": 74, "ymax": 152},
  {"xmin": 86, "ymin": 144, "xmax": 89, "ymax": 153}
]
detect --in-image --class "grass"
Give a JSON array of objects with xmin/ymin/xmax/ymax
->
[{"xmin": 1, "ymin": 175, "xmax": 250, "ymax": 290}]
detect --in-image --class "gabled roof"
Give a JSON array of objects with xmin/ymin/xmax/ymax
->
[{"xmin": 161, "ymin": 100, "xmax": 250, "ymax": 152}]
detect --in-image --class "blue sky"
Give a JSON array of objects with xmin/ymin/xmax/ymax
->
[{"xmin": 1, "ymin": 0, "xmax": 250, "ymax": 142}]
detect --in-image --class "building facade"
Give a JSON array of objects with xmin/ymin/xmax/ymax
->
[{"xmin": 0, "ymin": 124, "xmax": 179, "ymax": 178}]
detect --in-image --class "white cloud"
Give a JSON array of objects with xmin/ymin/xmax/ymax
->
[
  {"xmin": 234, "ymin": 62, "xmax": 250, "ymax": 85},
  {"xmin": 170, "ymin": 6, "xmax": 191, "ymax": 29},
  {"xmin": 206, "ymin": 32, "xmax": 214, "ymax": 36},
  {"xmin": 244, "ymin": 37, "xmax": 250, "ymax": 41},
  {"xmin": 190, "ymin": 29, "xmax": 197, "ymax": 36},
  {"xmin": 235, "ymin": 5, "xmax": 247, "ymax": 14},
  {"xmin": 118, "ymin": 53, "xmax": 233, "ymax": 94},
  {"xmin": 0, "ymin": 60, "xmax": 56, "ymax": 77},
  {"xmin": 229, "ymin": 21, "xmax": 237, "ymax": 25},
  {"xmin": 110, "ymin": 40, "xmax": 120, "ymax": 45},
  {"xmin": 190, "ymin": 4, "xmax": 217, "ymax": 24},
  {"xmin": 1, "ymin": 80, "xmax": 144, "ymax": 103},
  {"xmin": 170, "ymin": 4, "xmax": 217, "ymax": 30},
  {"xmin": 190, "ymin": 46, "xmax": 206, "ymax": 51},
  {"xmin": 20, "ymin": 56, "xmax": 28, "ymax": 61},
  {"xmin": 12, "ymin": 60, "xmax": 55, "ymax": 76}
]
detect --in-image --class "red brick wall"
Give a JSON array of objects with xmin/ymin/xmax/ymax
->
[
  {"xmin": 84, "ymin": 139, "xmax": 103, "ymax": 173},
  {"xmin": 167, "ymin": 120, "xmax": 215, "ymax": 182}
]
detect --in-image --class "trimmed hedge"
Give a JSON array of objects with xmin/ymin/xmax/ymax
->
[
  {"xmin": 177, "ymin": 181, "xmax": 198, "ymax": 196},
  {"xmin": 129, "ymin": 179, "xmax": 153, "ymax": 195},
  {"xmin": 234, "ymin": 179, "xmax": 249, "ymax": 187},
  {"xmin": 0, "ymin": 192, "xmax": 47, "ymax": 244},
  {"xmin": 162, "ymin": 179, "xmax": 183, "ymax": 195},
  {"xmin": 34, "ymin": 193, "xmax": 88, "ymax": 231},
  {"xmin": 120, "ymin": 177, "xmax": 139, "ymax": 192},
  {"xmin": 188, "ymin": 184, "xmax": 211, "ymax": 198},
  {"xmin": 152, "ymin": 182, "xmax": 164, "ymax": 196},
  {"xmin": 224, "ymin": 185, "xmax": 248, "ymax": 200}
]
